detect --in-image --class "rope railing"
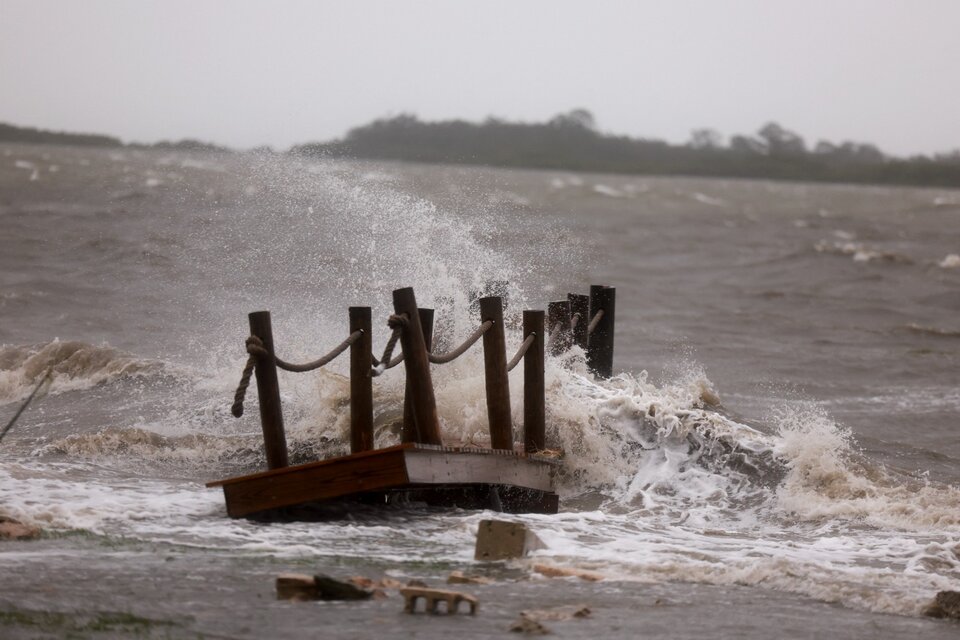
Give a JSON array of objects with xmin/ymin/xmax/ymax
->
[
  {"xmin": 506, "ymin": 333, "xmax": 536, "ymax": 372},
  {"xmin": 587, "ymin": 308, "xmax": 605, "ymax": 335},
  {"xmin": 428, "ymin": 320, "xmax": 492, "ymax": 364},
  {"xmin": 232, "ymin": 330, "xmax": 362, "ymax": 417},
  {"xmin": 276, "ymin": 332, "xmax": 362, "ymax": 373}
]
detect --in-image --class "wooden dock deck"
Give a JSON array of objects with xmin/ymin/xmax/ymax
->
[
  {"xmin": 208, "ymin": 443, "xmax": 560, "ymax": 518},
  {"xmin": 212, "ymin": 284, "xmax": 616, "ymax": 520}
]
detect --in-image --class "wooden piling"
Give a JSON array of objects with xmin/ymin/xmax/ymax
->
[
  {"xmin": 568, "ymin": 293, "xmax": 589, "ymax": 351},
  {"xmin": 587, "ymin": 285, "xmax": 616, "ymax": 378},
  {"xmin": 403, "ymin": 308, "xmax": 434, "ymax": 444},
  {"xmin": 393, "ymin": 288, "xmax": 443, "ymax": 446},
  {"xmin": 349, "ymin": 306, "xmax": 374, "ymax": 454},
  {"xmin": 523, "ymin": 310, "xmax": 545, "ymax": 453},
  {"xmin": 248, "ymin": 311, "xmax": 289, "ymax": 470},
  {"xmin": 547, "ymin": 301, "xmax": 572, "ymax": 356},
  {"xmin": 479, "ymin": 296, "xmax": 513, "ymax": 450}
]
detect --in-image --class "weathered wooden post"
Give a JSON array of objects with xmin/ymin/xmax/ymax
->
[
  {"xmin": 393, "ymin": 288, "xmax": 443, "ymax": 446},
  {"xmin": 547, "ymin": 300, "xmax": 572, "ymax": 356},
  {"xmin": 248, "ymin": 311, "xmax": 289, "ymax": 469},
  {"xmin": 479, "ymin": 296, "xmax": 513, "ymax": 450},
  {"xmin": 403, "ymin": 308, "xmax": 434, "ymax": 444},
  {"xmin": 587, "ymin": 285, "xmax": 616, "ymax": 378},
  {"xmin": 523, "ymin": 310, "xmax": 545, "ymax": 453},
  {"xmin": 568, "ymin": 293, "xmax": 589, "ymax": 351},
  {"xmin": 349, "ymin": 306, "xmax": 374, "ymax": 454}
]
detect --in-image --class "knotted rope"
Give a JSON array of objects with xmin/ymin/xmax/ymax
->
[
  {"xmin": 231, "ymin": 337, "xmax": 266, "ymax": 418},
  {"xmin": 231, "ymin": 330, "xmax": 362, "ymax": 418},
  {"xmin": 506, "ymin": 333, "xmax": 536, "ymax": 372},
  {"xmin": 371, "ymin": 314, "xmax": 407, "ymax": 376}
]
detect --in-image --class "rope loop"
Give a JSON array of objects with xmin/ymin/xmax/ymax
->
[
  {"xmin": 588, "ymin": 308, "xmax": 605, "ymax": 335},
  {"xmin": 245, "ymin": 335, "xmax": 269, "ymax": 358},
  {"xmin": 428, "ymin": 320, "xmax": 492, "ymax": 364},
  {"xmin": 275, "ymin": 330, "xmax": 361, "ymax": 372}
]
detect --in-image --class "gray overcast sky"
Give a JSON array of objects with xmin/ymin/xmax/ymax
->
[{"xmin": 1, "ymin": 0, "xmax": 958, "ymax": 155}]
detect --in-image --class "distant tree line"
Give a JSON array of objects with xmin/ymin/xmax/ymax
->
[
  {"xmin": 4, "ymin": 115, "xmax": 960, "ymax": 187},
  {"xmin": 0, "ymin": 122, "xmax": 122, "ymax": 148},
  {"xmin": 292, "ymin": 111, "xmax": 960, "ymax": 188},
  {"xmin": 0, "ymin": 122, "xmax": 227, "ymax": 153}
]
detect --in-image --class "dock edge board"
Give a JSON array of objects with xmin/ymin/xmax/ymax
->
[{"xmin": 208, "ymin": 444, "xmax": 560, "ymax": 518}]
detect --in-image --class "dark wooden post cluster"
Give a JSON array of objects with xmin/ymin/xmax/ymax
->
[
  {"xmin": 242, "ymin": 283, "xmax": 610, "ymax": 472},
  {"xmin": 587, "ymin": 285, "xmax": 616, "ymax": 378},
  {"xmin": 548, "ymin": 286, "xmax": 616, "ymax": 378}
]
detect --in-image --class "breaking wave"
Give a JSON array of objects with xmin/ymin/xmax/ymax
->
[{"xmin": 0, "ymin": 340, "xmax": 165, "ymax": 404}]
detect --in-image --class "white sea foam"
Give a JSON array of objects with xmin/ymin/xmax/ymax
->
[
  {"xmin": 814, "ymin": 240, "xmax": 912, "ymax": 264},
  {"xmin": 938, "ymin": 253, "xmax": 960, "ymax": 268}
]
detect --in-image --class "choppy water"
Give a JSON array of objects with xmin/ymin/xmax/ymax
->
[{"xmin": 1, "ymin": 143, "xmax": 958, "ymax": 637}]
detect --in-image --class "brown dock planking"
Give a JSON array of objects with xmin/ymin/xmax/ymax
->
[{"xmin": 207, "ymin": 443, "xmax": 560, "ymax": 518}]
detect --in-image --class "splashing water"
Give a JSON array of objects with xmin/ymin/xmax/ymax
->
[{"xmin": 1, "ymin": 151, "xmax": 958, "ymax": 624}]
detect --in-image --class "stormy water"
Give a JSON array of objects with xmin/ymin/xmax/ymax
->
[{"xmin": 1, "ymin": 142, "xmax": 958, "ymax": 638}]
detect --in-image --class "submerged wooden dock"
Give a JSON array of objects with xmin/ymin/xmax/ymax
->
[{"xmin": 208, "ymin": 284, "xmax": 616, "ymax": 518}]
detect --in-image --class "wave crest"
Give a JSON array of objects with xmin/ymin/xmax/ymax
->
[{"xmin": 0, "ymin": 340, "xmax": 163, "ymax": 404}]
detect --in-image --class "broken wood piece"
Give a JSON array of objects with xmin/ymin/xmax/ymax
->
[
  {"xmin": 532, "ymin": 564, "xmax": 604, "ymax": 582},
  {"xmin": 520, "ymin": 604, "xmax": 591, "ymax": 621},
  {"xmin": 347, "ymin": 575, "xmax": 403, "ymax": 591},
  {"xmin": 447, "ymin": 570, "xmax": 493, "ymax": 585},
  {"xmin": 509, "ymin": 616, "xmax": 551, "ymax": 634},
  {"xmin": 401, "ymin": 587, "xmax": 478, "ymax": 615}
]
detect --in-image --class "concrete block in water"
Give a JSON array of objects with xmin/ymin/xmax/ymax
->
[{"xmin": 474, "ymin": 519, "xmax": 544, "ymax": 561}]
